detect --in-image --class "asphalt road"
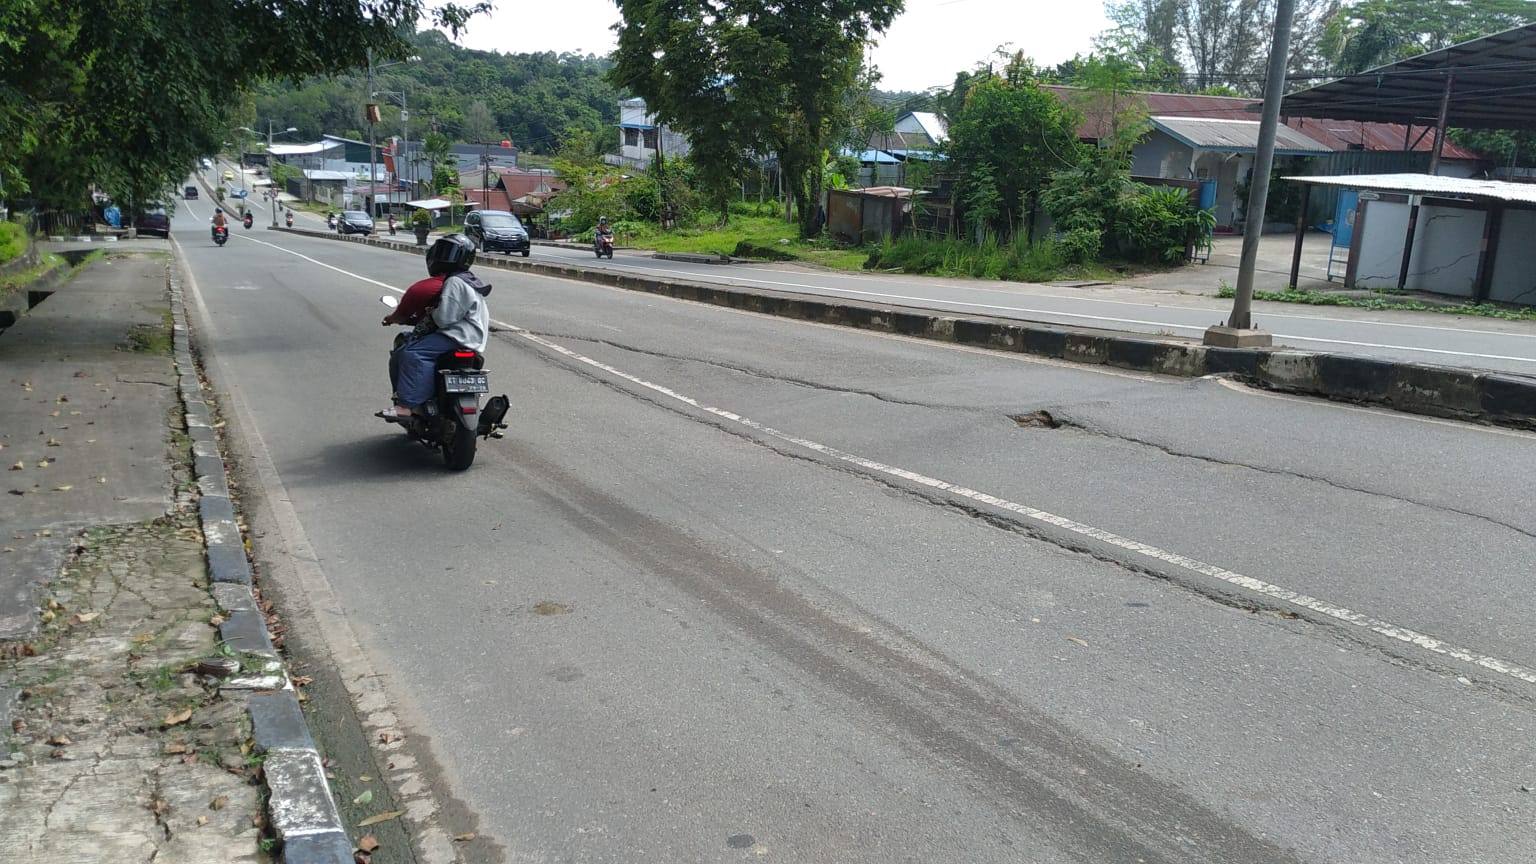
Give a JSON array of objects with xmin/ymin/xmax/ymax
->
[
  {"xmin": 170, "ymin": 197, "xmax": 1536, "ymax": 863},
  {"xmin": 515, "ymin": 242, "xmax": 1536, "ymax": 376}
]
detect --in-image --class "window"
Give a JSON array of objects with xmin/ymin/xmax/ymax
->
[
  {"xmin": 643, "ymin": 129, "xmax": 658, "ymax": 150},
  {"xmin": 624, "ymin": 128, "xmax": 640, "ymax": 147}
]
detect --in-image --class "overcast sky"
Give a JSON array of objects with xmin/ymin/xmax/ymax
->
[{"xmin": 449, "ymin": 0, "xmax": 1112, "ymax": 93}]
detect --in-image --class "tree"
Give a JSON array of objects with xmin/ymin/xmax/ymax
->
[
  {"xmin": 460, "ymin": 100, "xmax": 499, "ymax": 143},
  {"xmin": 422, "ymin": 132, "xmax": 455, "ymax": 194},
  {"xmin": 612, "ymin": 0, "xmax": 904, "ymax": 237},
  {"xmin": 1320, "ymin": 0, "xmax": 1536, "ymax": 73},
  {"xmin": 945, "ymin": 56, "xmax": 1084, "ymax": 238},
  {"xmin": 1062, "ymin": 54, "xmax": 1152, "ymax": 153},
  {"xmin": 2, "ymin": 1, "xmax": 488, "ymax": 215}
]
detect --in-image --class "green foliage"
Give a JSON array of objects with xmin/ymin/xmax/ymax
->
[
  {"xmin": 252, "ymin": 31, "xmax": 614, "ymax": 154},
  {"xmin": 0, "ymin": 221, "xmax": 27, "ymax": 265},
  {"xmin": 1043, "ymin": 147, "xmax": 1207, "ymax": 265},
  {"xmin": 1324, "ymin": 0, "xmax": 1536, "ymax": 73},
  {"xmin": 612, "ymin": 0, "xmax": 904, "ymax": 238},
  {"xmin": 1452, "ymin": 128, "xmax": 1536, "ymax": 168},
  {"xmin": 2, "ymin": 2, "xmax": 488, "ymax": 212},
  {"xmin": 410, "ymin": 208, "xmax": 433, "ymax": 228},
  {"xmin": 864, "ymin": 232, "xmax": 1074, "ymax": 282},
  {"xmin": 269, "ymin": 162, "xmax": 301, "ymax": 189},
  {"xmin": 1216, "ymin": 284, "xmax": 1536, "ymax": 322},
  {"xmin": 946, "ymin": 56, "xmax": 1084, "ymax": 238}
]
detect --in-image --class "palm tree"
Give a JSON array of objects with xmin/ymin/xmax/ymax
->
[{"xmin": 422, "ymin": 132, "xmax": 454, "ymax": 195}]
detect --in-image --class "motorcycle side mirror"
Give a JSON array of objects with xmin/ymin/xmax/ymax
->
[{"xmin": 379, "ymin": 295, "xmax": 399, "ymax": 309}]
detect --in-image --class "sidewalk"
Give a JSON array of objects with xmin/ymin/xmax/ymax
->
[{"xmin": 0, "ymin": 253, "xmax": 269, "ymax": 862}]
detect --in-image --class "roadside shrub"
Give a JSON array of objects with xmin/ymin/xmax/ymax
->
[
  {"xmin": 1057, "ymin": 227, "xmax": 1101, "ymax": 266},
  {"xmin": 865, "ymin": 232, "xmax": 1070, "ymax": 282},
  {"xmin": 0, "ymin": 221, "xmax": 27, "ymax": 265}
]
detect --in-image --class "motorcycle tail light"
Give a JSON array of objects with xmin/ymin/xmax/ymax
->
[
  {"xmin": 453, "ymin": 351, "xmax": 476, "ymax": 358},
  {"xmin": 460, "ymin": 406, "xmax": 477, "ymax": 414}
]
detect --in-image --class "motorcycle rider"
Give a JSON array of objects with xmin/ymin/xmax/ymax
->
[
  {"xmin": 386, "ymin": 234, "xmax": 491, "ymax": 418},
  {"xmin": 210, "ymin": 208, "xmax": 227, "ymax": 241},
  {"xmin": 285, "ymin": 209, "xmax": 294, "ymax": 227}
]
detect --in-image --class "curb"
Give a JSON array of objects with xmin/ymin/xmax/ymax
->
[
  {"xmin": 166, "ymin": 262, "xmax": 353, "ymax": 864},
  {"xmin": 267, "ymin": 224, "xmax": 1536, "ymax": 430}
]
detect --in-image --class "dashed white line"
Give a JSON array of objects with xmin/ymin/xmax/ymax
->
[{"xmin": 204, "ymin": 232, "xmax": 1536, "ymax": 690}]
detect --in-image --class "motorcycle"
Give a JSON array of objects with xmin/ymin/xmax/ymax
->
[
  {"xmin": 387, "ymin": 214, "xmax": 397, "ymax": 236},
  {"xmin": 242, "ymin": 212, "xmax": 254, "ymax": 230},
  {"xmin": 212, "ymin": 225, "xmax": 228, "ymax": 246},
  {"xmin": 593, "ymin": 231, "xmax": 614, "ymax": 259},
  {"xmin": 285, "ymin": 211, "xmax": 294, "ymax": 228},
  {"xmin": 327, "ymin": 214, "xmax": 337, "ymax": 230},
  {"xmin": 374, "ymin": 295, "xmax": 510, "ymax": 471}
]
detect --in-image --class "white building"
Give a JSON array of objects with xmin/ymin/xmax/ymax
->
[{"xmin": 613, "ymin": 98, "xmax": 691, "ymax": 169}]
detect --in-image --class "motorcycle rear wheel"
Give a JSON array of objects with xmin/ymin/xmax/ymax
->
[{"xmin": 442, "ymin": 423, "xmax": 477, "ymax": 471}]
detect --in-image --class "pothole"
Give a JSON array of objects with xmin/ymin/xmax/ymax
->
[{"xmin": 1010, "ymin": 410, "xmax": 1061, "ymax": 429}]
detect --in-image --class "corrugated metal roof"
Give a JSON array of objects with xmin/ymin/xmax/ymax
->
[
  {"xmin": 1285, "ymin": 173, "xmax": 1536, "ymax": 205},
  {"xmin": 302, "ymin": 170, "xmax": 351, "ymax": 181},
  {"xmin": 1281, "ymin": 23, "xmax": 1536, "ymax": 130},
  {"xmin": 269, "ymin": 141, "xmax": 337, "ymax": 156},
  {"xmin": 909, "ymin": 112, "xmax": 948, "ymax": 143},
  {"xmin": 1044, "ymin": 85, "xmax": 1478, "ymax": 160},
  {"xmin": 1152, "ymin": 116, "xmax": 1332, "ymax": 155}
]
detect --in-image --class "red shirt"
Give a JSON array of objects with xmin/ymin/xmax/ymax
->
[{"xmin": 387, "ymin": 276, "xmax": 444, "ymax": 325}]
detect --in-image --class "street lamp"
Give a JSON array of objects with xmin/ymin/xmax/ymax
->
[
  {"xmin": 372, "ymin": 87, "xmax": 413, "ymax": 198},
  {"xmin": 367, "ymin": 54, "xmax": 418, "ymax": 218},
  {"xmin": 240, "ymin": 122, "xmax": 299, "ymax": 225}
]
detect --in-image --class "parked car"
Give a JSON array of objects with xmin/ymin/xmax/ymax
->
[
  {"xmin": 134, "ymin": 207, "xmax": 170, "ymax": 237},
  {"xmin": 184, "ymin": 186, "xmax": 198, "ymax": 200},
  {"xmin": 337, "ymin": 210, "xmax": 375, "ymax": 235},
  {"xmin": 464, "ymin": 209, "xmax": 531, "ymax": 257}
]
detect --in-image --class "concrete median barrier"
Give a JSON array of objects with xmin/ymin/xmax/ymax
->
[{"xmin": 268, "ymin": 224, "xmax": 1536, "ymax": 431}]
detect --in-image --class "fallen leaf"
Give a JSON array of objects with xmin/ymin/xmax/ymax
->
[
  {"xmin": 453, "ymin": 832, "xmax": 477, "ymax": 842},
  {"xmin": 8, "ymin": 462, "xmax": 21, "ymax": 471},
  {"xmin": 35, "ymin": 460, "xmax": 49, "ymax": 468},
  {"xmin": 164, "ymin": 742, "xmax": 189, "ymax": 755},
  {"xmin": 358, "ymin": 774, "xmax": 372, "ymax": 782},
  {"xmin": 52, "ymin": 485, "xmax": 73, "ymax": 492},
  {"xmin": 1066, "ymin": 636, "xmax": 1090, "ymax": 648},
  {"xmin": 196, "ymin": 815, "xmax": 208, "ymax": 826},
  {"xmin": 163, "ymin": 707, "xmax": 193, "ymax": 727},
  {"xmin": 352, "ymin": 789, "xmax": 374, "ymax": 806},
  {"xmin": 208, "ymin": 613, "xmax": 227, "ymax": 626},
  {"xmin": 39, "ymin": 610, "xmax": 55, "ymax": 623},
  {"xmin": 358, "ymin": 835, "xmax": 380, "ymax": 853},
  {"xmin": 291, "ymin": 675, "xmax": 313, "ymax": 686},
  {"xmin": 45, "ymin": 438, "xmax": 61, "ymax": 447},
  {"xmin": 47, "ymin": 410, "xmax": 59, "ymax": 418},
  {"xmin": 151, "ymin": 798, "xmax": 169, "ymax": 816},
  {"xmin": 355, "ymin": 810, "xmax": 405, "ymax": 827},
  {"xmin": 209, "ymin": 795, "xmax": 228, "ymax": 811},
  {"xmin": 97, "ymin": 477, "xmax": 107, "ymax": 484},
  {"xmin": 47, "ymin": 734, "xmax": 72, "ymax": 746},
  {"xmin": 354, "ymin": 852, "xmax": 372, "ymax": 864},
  {"xmin": 71, "ymin": 611, "xmax": 99, "ymax": 624}
]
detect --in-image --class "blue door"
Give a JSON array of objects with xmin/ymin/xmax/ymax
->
[{"xmin": 1333, "ymin": 189, "xmax": 1359, "ymax": 248}]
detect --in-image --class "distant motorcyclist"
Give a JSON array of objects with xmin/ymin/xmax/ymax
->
[
  {"xmin": 285, "ymin": 209, "xmax": 294, "ymax": 227},
  {"xmin": 210, "ymin": 208, "xmax": 227, "ymax": 241},
  {"xmin": 386, "ymin": 234, "xmax": 491, "ymax": 418},
  {"xmin": 595, "ymin": 216, "xmax": 613, "ymax": 239}
]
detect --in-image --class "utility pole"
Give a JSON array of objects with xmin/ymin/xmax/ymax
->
[
  {"xmin": 482, "ymin": 142, "xmax": 490, "ymax": 209},
  {"xmin": 1205, "ymin": 0, "xmax": 1294, "ymax": 348},
  {"xmin": 367, "ymin": 52, "xmax": 378, "ymax": 218}
]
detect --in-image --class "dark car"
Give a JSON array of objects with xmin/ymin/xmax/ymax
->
[
  {"xmin": 184, "ymin": 185, "xmax": 199, "ymax": 200},
  {"xmin": 464, "ymin": 209, "xmax": 530, "ymax": 257},
  {"xmin": 337, "ymin": 210, "xmax": 374, "ymax": 235},
  {"xmin": 134, "ymin": 207, "xmax": 170, "ymax": 238}
]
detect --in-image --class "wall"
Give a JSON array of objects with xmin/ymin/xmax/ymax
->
[
  {"xmin": 1353, "ymin": 196, "xmax": 1485, "ymax": 297},
  {"xmin": 1489, "ymin": 208, "xmax": 1536, "ymax": 305},
  {"xmin": 1130, "ymin": 131, "xmax": 1190, "ymax": 179}
]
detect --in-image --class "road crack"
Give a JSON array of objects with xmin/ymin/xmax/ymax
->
[
  {"xmin": 524, "ymin": 328, "xmax": 978, "ymax": 411},
  {"xmin": 1045, "ymin": 414, "xmax": 1536, "ymax": 543}
]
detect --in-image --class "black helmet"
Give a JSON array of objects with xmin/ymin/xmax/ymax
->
[{"xmin": 425, "ymin": 233, "xmax": 476, "ymax": 277}]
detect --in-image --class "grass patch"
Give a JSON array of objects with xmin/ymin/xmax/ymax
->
[
  {"xmin": 0, "ymin": 221, "xmax": 27, "ymax": 265},
  {"xmin": 614, "ymin": 214, "xmax": 872, "ymax": 270},
  {"xmin": 0, "ymin": 252, "xmax": 65, "ymax": 299},
  {"xmin": 864, "ymin": 233, "xmax": 1109, "ymax": 283},
  {"xmin": 1217, "ymin": 284, "xmax": 1536, "ymax": 322},
  {"xmin": 125, "ymin": 310, "xmax": 174, "ymax": 355}
]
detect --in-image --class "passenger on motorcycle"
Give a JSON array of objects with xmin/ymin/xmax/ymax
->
[
  {"xmin": 210, "ymin": 209, "xmax": 227, "ymax": 240},
  {"xmin": 387, "ymin": 234, "xmax": 491, "ymax": 417}
]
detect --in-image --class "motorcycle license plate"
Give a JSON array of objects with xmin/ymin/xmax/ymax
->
[{"xmin": 443, "ymin": 372, "xmax": 489, "ymax": 394}]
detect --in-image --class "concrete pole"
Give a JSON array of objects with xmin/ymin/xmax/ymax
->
[
  {"xmin": 368, "ymin": 53, "xmax": 378, "ymax": 218},
  {"xmin": 1208, "ymin": 0, "xmax": 1295, "ymax": 345},
  {"xmin": 1428, "ymin": 74, "xmax": 1454, "ymax": 175}
]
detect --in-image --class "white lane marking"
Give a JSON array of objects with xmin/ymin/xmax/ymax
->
[
  {"xmin": 199, "ymin": 233, "xmax": 1536, "ymax": 689},
  {"xmin": 1211, "ymin": 378, "xmax": 1536, "ymax": 441}
]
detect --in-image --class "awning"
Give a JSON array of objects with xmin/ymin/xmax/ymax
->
[
  {"xmin": 1279, "ymin": 23, "xmax": 1536, "ymax": 130},
  {"xmin": 1151, "ymin": 116, "xmax": 1331, "ymax": 156},
  {"xmin": 404, "ymin": 198, "xmax": 451, "ymax": 210},
  {"xmin": 1284, "ymin": 172, "xmax": 1536, "ymax": 206},
  {"xmin": 303, "ymin": 170, "xmax": 350, "ymax": 181},
  {"xmin": 848, "ymin": 149, "xmax": 899, "ymax": 164},
  {"xmin": 269, "ymin": 141, "xmax": 337, "ymax": 156}
]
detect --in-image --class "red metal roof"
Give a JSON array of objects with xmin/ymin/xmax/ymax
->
[{"xmin": 1043, "ymin": 86, "xmax": 1477, "ymax": 161}]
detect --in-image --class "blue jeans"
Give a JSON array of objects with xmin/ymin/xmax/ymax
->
[{"xmin": 389, "ymin": 332, "xmax": 458, "ymax": 407}]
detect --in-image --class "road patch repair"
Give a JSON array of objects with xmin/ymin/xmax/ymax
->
[
  {"xmin": 272, "ymin": 225, "xmax": 1536, "ymax": 431},
  {"xmin": 0, "ymin": 252, "xmax": 355, "ymax": 863}
]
